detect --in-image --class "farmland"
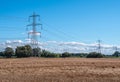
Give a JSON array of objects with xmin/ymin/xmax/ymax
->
[{"xmin": 0, "ymin": 58, "xmax": 120, "ymax": 82}]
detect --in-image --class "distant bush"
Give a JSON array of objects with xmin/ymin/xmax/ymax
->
[
  {"xmin": 32, "ymin": 47, "xmax": 42, "ymax": 57},
  {"xmin": 4, "ymin": 47, "xmax": 14, "ymax": 58},
  {"xmin": 41, "ymin": 50, "xmax": 60, "ymax": 58},
  {"xmin": 48, "ymin": 53, "xmax": 60, "ymax": 58},
  {"xmin": 0, "ymin": 51, "xmax": 4, "ymax": 57},
  {"xmin": 61, "ymin": 52, "xmax": 72, "ymax": 58},
  {"xmin": 86, "ymin": 52, "xmax": 104, "ymax": 58},
  {"xmin": 112, "ymin": 51, "xmax": 120, "ymax": 57},
  {"xmin": 72, "ymin": 53, "xmax": 88, "ymax": 57}
]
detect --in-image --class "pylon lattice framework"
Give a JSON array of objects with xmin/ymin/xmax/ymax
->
[{"xmin": 27, "ymin": 12, "xmax": 42, "ymax": 48}]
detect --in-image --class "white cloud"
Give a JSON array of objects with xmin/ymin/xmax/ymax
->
[
  {"xmin": 0, "ymin": 40, "xmax": 118, "ymax": 55},
  {"xmin": 47, "ymin": 41, "xmax": 58, "ymax": 43},
  {"xmin": 6, "ymin": 40, "xmax": 12, "ymax": 44},
  {"xmin": 12, "ymin": 40, "xmax": 23, "ymax": 43},
  {"xmin": 59, "ymin": 42, "xmax": 88, "ymax": 46},
  {"xmin": 44, "ymin": 41, "xmax": 117, "ymax": 54}
]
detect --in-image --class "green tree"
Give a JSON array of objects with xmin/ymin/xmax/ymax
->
[
  {"xmin": 112, "ymin": 51, "xmax": 120, "ymax": 57},
  {"xmin": 87, "ymin": 52, "xmax": 104, "ymax": 58},
  {"xmin": 25, "ymin": 45, "xmax": 33, "ymax": 57},
  {"xmin": 4, "ymin": 47, "xmax": 14, "ymax": 58},
  {"xmin": 15, "ymin": 46, "xmax": 27, "ymax": 58},
  {"xmin": 41, "ymin": 50, "xmax": 59, "ymax": 58},
  {"xmin": 32, "ymin": 47, "xmax": 41, "ymax": 57},
  {"xmin": 72, "ymin": 53, "xmax": 88, "ymax": 57},
  {"xmin": 61, "ymin": 52, "xmax": 72, "ymax": 58},
  {"xmin": 0, "ymin": 51, "xmax": 4, "ymax": 57},
  {"xmin": 15, "ymin": 45, "xmax": 32, "ymax": 58},
  {"xmin": 41, "ymin": 50, "xmax": 51, "ymax": 57}
]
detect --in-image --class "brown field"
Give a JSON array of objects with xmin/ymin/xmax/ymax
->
[{"xmin": 0, "ymin": 58, "xmax": 120, "ymax": 82}]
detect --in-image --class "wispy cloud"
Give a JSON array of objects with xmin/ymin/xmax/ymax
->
[{"xmin": 0, "ymin": 40, "xmax": 118, "ymax": 54}]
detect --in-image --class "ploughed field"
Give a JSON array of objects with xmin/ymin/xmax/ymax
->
[{"xmin": 0, "ymin": 58, "xmax": 120, "ymax": 82}]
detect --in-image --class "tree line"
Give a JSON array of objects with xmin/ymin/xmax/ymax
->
[{"xmin": 0, "ymin": 45, "xmax": 120, "ymax": 58}]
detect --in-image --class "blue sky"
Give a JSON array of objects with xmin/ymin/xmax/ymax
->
[{"xmin": 0, "ymin": 0, "xmax": 120, "ymax": 45}]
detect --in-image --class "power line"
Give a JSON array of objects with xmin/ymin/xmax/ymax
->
[
  {"xmin": 42, "ymin": 28, "xmax": 71, "ymax": 41},
  {"xmin": 0, "ymin": 16, "xmax": 27, "ymax": 22},
  {"xmin": 42, "ymin": 22, "xmax": 79, "ymax": 41}
]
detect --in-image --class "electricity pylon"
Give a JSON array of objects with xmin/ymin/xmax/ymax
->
[
  {"xmin": 27, "ymin": 12, "xmax": 42, "ymax": 48},
  {"xmin": 113, "ymin": 46, "xmax": 118, "ymax": 52},
  {"xmin": 97, "ymin": 40, "xmax": 101, "ymax": 54}
]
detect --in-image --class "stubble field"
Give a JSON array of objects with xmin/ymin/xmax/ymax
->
[{"xmin": 0, "ymin": 58, "xmax": 120, "ymax": 82}]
